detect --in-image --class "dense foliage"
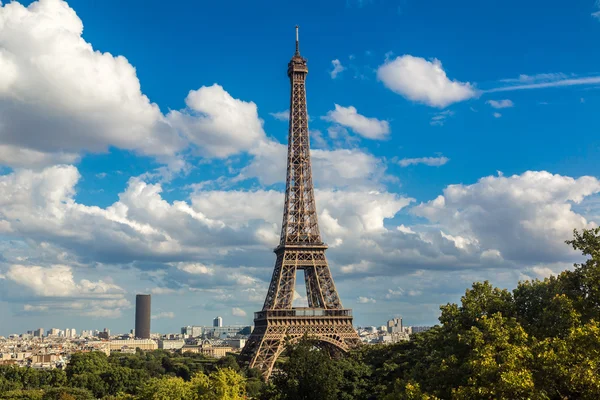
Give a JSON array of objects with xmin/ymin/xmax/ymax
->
[
  {"xmin": 0, "ymin": 351, "xmax": 255, "ymax": 399},
  {"xmin": 1, "ymin": 228, "xmax": 599, "ymax": 399}
]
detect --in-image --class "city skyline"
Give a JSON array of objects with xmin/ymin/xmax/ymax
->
[{"xmin": 1, "ymin": 0, "xmax": 600, "ymax": 336}]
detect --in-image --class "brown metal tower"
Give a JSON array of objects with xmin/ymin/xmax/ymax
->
[{"xmin": 240, "ymin": 26, "xmax": 361, "ymax": 379}]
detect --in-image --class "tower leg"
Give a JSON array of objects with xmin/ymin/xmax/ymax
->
[{"xmin": 243, "ymin": 326, "xmax": 286, "ymax": 378}]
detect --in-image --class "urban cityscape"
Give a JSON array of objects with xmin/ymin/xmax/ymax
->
[
  {"xmin": 1, "ymin": 0, "xmax": 600, "ymax": 398},
  {"xmin": 0, "ymin": 293, "xmax": 432, "ymax": 370}
]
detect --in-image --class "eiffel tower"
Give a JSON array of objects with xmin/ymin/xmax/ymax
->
[{"xmin": 240, "ymin": 26, "xmax": 361, "ymax": 379}]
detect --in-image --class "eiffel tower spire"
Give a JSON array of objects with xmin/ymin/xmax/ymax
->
[
  {"xmin": 240, "ymin": 27, "xmax": 361, "ymax": 379},
  {"xmin": 295, "ymin": 25, "xmax": 300, "ymax": 55}
]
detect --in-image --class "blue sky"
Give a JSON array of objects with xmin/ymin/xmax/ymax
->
[{"xmin": 1, "ymin": 0, "xmax": 600, "ymax": 336}]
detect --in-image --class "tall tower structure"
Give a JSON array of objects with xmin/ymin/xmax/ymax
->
[
  {"xmin": 241, "ymin": 27, "xmax": 361, "ymax": 379},
  {"xmin": 135, "ymin": 294, "xmax": 151, "ymax": 339}
]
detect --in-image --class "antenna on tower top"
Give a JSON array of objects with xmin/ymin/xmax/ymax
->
[{"xmin": 295, "ymin": 25, "xmax": 299, "ymax": 54}]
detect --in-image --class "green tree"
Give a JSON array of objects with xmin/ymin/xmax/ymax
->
[
  {"xmin": 41, "ymin": 387, "xmax": 95, "ymax": 400},
  {"xmin": 137, "ymin": 376, "xmax": 195, "ymax": 400},
  {"xmin": 205, "ymin": 368, "xmax": 246, "ymax": 400},
  {"xmin": 66, "ymin": 352, "xmax": 110, "ymax": 378},
  {"xmin": 0, "ymin": 389, "xmax": 44, "ymax": 400},
  {"xmin": 270, "ymin": 339, "xmax": 343, "ymax": 400}
]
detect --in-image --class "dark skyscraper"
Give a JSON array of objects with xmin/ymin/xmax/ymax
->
[{"xmin": 135, "ymin": 294, "xmax": 151, "ymax": 339}]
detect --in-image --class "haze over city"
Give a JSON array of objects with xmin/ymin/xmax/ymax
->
[{"xmin": 1, "ymin": 0, "xmax": 600, "ymax": 338}]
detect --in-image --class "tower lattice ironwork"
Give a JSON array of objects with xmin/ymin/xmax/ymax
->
[{"xmin": 240, "ymin": 26, "xmax": 361, "ymax": 379}]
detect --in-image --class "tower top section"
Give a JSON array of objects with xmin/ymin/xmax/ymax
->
[{"xmin": 288, "ymin": 25, "xmax": 307, "ymax": 77}]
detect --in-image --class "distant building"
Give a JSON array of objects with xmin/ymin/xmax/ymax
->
[
  {"xmin": 47, "ymin": 328, "xmax": 60, "ymax": 337},
  {"xmin": 182, "ymin": 344, "xmax": 234, "ymax": 358},
  {"xmin": 213, "ymin": 316, "xmax": 223, "ymax": 328},
  {"xmin": 205, "ymin": 325, "xmax": 248, "ymax": 338},
  {"xmin": 34, "ymin": 328, "xmax": 44, "ymax": 338},
  {"xmin": 181, "ymin": 326, "xmax": 204, "ymax": 337},
  {"xmin": 192, "ymin": 326, "xmax": 203, "ymax": 337},
  {"xmin": 223, "ymin": 338, "xmax": 246, "ymax": 349},
  {"xmin": 387, "ymin": 318, "xmax": 403, "ymax": 334},
  {"xmin": 109, "ymin": 339, "xmax": 157, "ymax": 352},
  {"xmin": 158, "ymin": 339, "xmax": 185, "ymax": 350},
  {"xmin": 135, "ymin": 294, "xmax": 151, "ymax": 339},
  {"xmin": 411, "ymin": 326, "xmax": 432, "ymax": 334}
]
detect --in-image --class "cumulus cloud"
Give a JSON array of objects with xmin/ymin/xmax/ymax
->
[
  {"xmin": 1, "ymin": 163, "xmax": 599, "ymax": 326},
  {"xmin": 487, "ymin": 99, "xmax": 514, "ymax": 109},
  {"xmin": 330, "ymin": 59, "xmax": 346, "ymax": 79},
  {"xmin": 377, "ymin": 55, "xmax": 476, "ymax": 108},
  {"xmin": 6, "ymin": 264, "xmax": 123, "ymax": 298},
  {"xmin": 0, "ymin": 165, "xmax": 410, "ymax": 273},
  {"xmin": 323, "ymin": 104, "xmax": 390, "ymax": 140},
  {"xmin": 357, "ymin": 296, "xmax": 376, "ymax": 304},
  {"xmin": 0, "ymin": 0, "xmax": 184, "ymax": 167},
  {"xmin": 0, "ymin": 0, "xmax": 267, "ymax": 167},
  {"xmin": 414, "ymin": 171, "xmax": 600, "ymax": 263},
  {"xmin": 493, "ymin": 112, "xmax": 502, "ymax": 118},
  {"xmin": 167, "ymin": 84, "xmax": 267, "ymax": 158},
  {"xmin": 398, "ymin": 156, "xmax": 449, "ymax": 167},
  {"xmin": 232, "ymin": 307, "xmax": 247, "ymax": 317},
  {"xmin": 0, "ymin": 264, "xmax": 129, "ymax": 318}
]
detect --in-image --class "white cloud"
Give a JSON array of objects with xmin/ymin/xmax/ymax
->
[
  {"xmin": 593, "ymin": 11, "xmax": 600, "ymax": 20},
  {"xmin": 330, "ymin": 59, "xmax": 346, "ymax": 79},
  {"xmin": 0, "ymin": 145, "xmax": 79, "ymax": 169},
  {"xmin": 175, "ymin": 263, "xmax": 214, "ymax": 275},
  {"xmin": 0, "ymin": 165, "xmax": 411, "ymax": 277},
  {"xmin": 0, "ymin": 0, "xmax": 185, "ymax": 167},
  {"xmin": 397, "ymin": 225, "xmax": 416, "ymax": 234},
  {"xmin": 488, "ymin": 74, "xmax": 600, "ymax": 93},
  {"xmin": 232, "ymin": 307, "xmax": 247, "ymax": 317},
  {"xmin": 377, "ymin": 55, "xmax": 476, "ymax": 108},
  {"xmin": 430, "ymin": 110, "xmax": 454, "ymax": 126},
  {"xmin": 414, "ymin": 171, "xmax": 600, "ymax": 263},
  {"xmin": 341, "ymin": 260, "xmax": 374, "ymax": 274},
  {"xmin": 149, "ymin": 287, "xmax": 180, "ymax": 295},
  {"xmin": 0, "ymin": 264, "xmax": 130, "ymax": 318},
  {"xmin": 269, "ymin": 110, "xmax": 289, "ymax": 121},
  {"xmin": 487, "ymin": 99, "xmax": 514, "ymax": 109},
  {"xmin": 310, "ymin": 129, "xmax": 328, "ymax": 148},
  {"xmin": 1, "ymin": 163, "xmax": 598, "ymax": 325},
  {"xmin": 0, "ymin": 0, "xmax": 269, "ymax": 167},
  {"xmin": 385, "ymin": 288, "xmax": 404, "ymax": 299},
  {"xmin": 6, "ymin": 264, "xmax": 124, "ymax": 298},
  {"xmin": 500, "ymin": 73, "xmax": 569, "ymax": 84},
  {"xmin": 398, "ymin": 156, "xmax": 449, "ymax": 167},
  {"xmin": 357, "ymin": 296, "xmax": 376, "ymax": 304},
  {"xmin": 152, "ymin": 311, "xmax": 175, "ymax": 320},
  {"xmin": 323, "ymin": 104, "xmax": 390, "ymax": 140},
  {"xmin": 493, "ymin": 112, "xmax": 502, "ymax": 118},
  {"xmin": 167, "ymin": 84, "xmax": 266, "ymax": 158}
]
